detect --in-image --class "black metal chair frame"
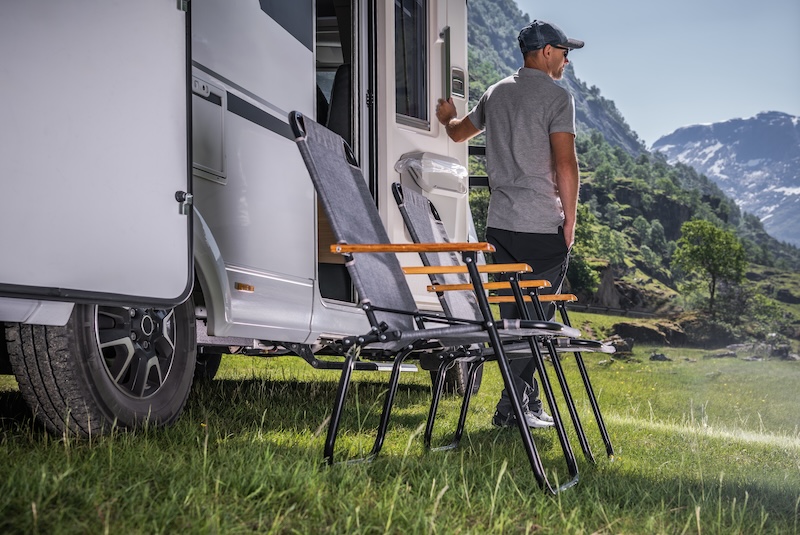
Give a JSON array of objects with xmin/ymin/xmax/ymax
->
[
  {"xmin": 289, "ymin": 111, "xmax": 583, "ymax": 493},
  {"xmin": 391, "ymin": 183, "xmax": 614, "ymax": 465}
]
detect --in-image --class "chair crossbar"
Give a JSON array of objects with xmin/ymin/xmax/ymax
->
[
  {"xmin": 489, "ymin": 294, "xmax": 578, "ymax": 304},
  {"xmin": 332, "ymin": 242, "xmax": 495, "ymax": 254},
  {"xmin": 402, "ymin": 263, "xmax": 532, "ymax": 275}
]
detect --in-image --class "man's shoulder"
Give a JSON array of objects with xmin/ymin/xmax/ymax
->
[{"xmin": 486, "ymin": 73, "xmax": 518, "ymax": 92}]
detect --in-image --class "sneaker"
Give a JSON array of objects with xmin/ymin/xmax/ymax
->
[
  {"xmin": 492, "ymin": 409, "xmax": 554, "ymax": 429},
  {"xmin": 531, "ymin": 407, "xmax": 554, "ymax": 424}
]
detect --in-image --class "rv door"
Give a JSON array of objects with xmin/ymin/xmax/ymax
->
[{"xmin": 0, "ymin": 2, "xmax": 192, "ymax": 307}]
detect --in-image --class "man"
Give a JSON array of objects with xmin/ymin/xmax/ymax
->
[{"xmin": 435, "ymin": 20, "xmax": 583, "ymax": 429}]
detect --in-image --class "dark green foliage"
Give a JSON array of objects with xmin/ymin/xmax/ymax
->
[
  {"xmin": 567, "ymin": 204, "xmax": 601, "ymax": 294},
  {"xmin": 716, "ymin": 283, "xmax": 796, "ymax": 339},
  {"xmin": 468, "ymin": 187, "xmax": 489, "ymax": 243}
]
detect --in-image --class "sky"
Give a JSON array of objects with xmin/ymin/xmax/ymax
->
[{"xmin": 515, "ymin": 0, "xmax": 800, "ymax": 147}]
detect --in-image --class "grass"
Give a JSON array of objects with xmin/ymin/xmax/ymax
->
[{"xmin": 1, "ymin": 333, "xmax": 799, "ymax": 533}]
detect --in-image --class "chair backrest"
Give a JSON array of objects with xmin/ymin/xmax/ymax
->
[
  {"xmin": 392, "ymin": 183, "xmax": 483, "ymax": 322},
  {"xmin": 290, "ymin": 112, "xmax": 417, "ymax": 334}
]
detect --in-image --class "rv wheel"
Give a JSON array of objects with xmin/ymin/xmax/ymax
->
[{"xmin": 5, "ymin": 299, "xmax": 196, "ymax": 437}]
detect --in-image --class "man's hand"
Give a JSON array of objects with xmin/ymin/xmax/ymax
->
[
  {"xmin": 435, "ymin": 98, "xmax": 480, "ymax": 143},
  {"xmin": 563, "ymin": 220, "xmax": 576, "ymax": 250},
  {"xmin": 435, "ymin": 97, "xmax": 457, "ymax": 125}
]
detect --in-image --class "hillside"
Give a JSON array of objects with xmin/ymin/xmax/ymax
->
[
  {"xmin": 467, "ymin": 0, "xmax": 644, "ymax": 156},
  {"xmin": 466, "ymin": 0, "xmax": 800, "ymax": 342}
]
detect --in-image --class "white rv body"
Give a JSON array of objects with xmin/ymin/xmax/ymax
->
[
  {"xmin": 188, "ymin": 0, "xmax": 471, "ymax": 345},
  {"xmin": 0, "ymin": 1, "xmax": 192, "ymax": 307},
  {"xmin": 0, "ymin": 0, "xmax": 472, "ymax": 433}
]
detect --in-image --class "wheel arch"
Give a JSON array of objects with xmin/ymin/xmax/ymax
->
[{"xmin": 192, "ymin": 209, "xmax": 232, "ymax": 337}]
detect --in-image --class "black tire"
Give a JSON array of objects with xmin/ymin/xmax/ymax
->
[
  {"xmin": 5, "ymin": 299, "xmax": 196, "ymax": 437},
  {"xmin": 194, "ymin": 351, "xmax": 223, "ymax": 381},
  {"xmin": 431, "ymin": 361, "xmax": 483, "ymax": 396}
]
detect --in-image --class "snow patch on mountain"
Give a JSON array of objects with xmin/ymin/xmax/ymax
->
[{"xmin": 652, "ymin": 111, "xmax": 800, "ymax": 246}]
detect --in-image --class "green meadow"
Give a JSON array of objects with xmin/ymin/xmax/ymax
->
[{"xmin": 1, "ymin": 315, "xmax": 798, "ymax": 534}]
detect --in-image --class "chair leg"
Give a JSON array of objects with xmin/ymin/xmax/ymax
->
[
  {"xmin": 369, "ymin": 346, "xmax": 416, "ymax": 458},
  {"xmin": 324, "ymin": 347, "xmax": 359, "ymax": 465},
  {"xmin": 495, "ymin": 344, "xmax": 551, "ymax": 490},
  {"xmin": 508, "ymin": 278, "xmax": 583, "ymax": 476},
  {"xmin": 557, "ymin": 303, "xmax": 614, "ymax": 458},
  {"xmin": 425, "ymin": 356, "xmax": 482, "ymax": 451},
  {"xmin": 449, "ymin": 360, "xmax": 484, "ymax": 448},
  {"xmin": 525, "ymin": 290, "xmax": 600, "ymax": 462},
  {"xmin": 573, "ymin": 350, "xmax": 614, "ymax": 458},
  {"xmin": 542, "ymin": 338, "xmax": 595, "ymax": 464},
  {"xmin": 524, "ymin": 335, "xmax": 581, "ymax": 485},
  {"xmin": 462, "ymin": 254, "xmax": 555, "ymax": 492},
  {"xmin": 424, "ymin": 359, "xmax": 451, "ymax": 449}
]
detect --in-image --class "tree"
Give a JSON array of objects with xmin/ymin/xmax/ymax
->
[
  {"xmin": 596, "ymin": 227, "xmax": 628, "ymax": 266},
  {"xmin": 632, "ymin": 215, "xmax": 650, "ymax": 246},
  {"xmin": 648, "ymin": 220, "xmax": 667, "ymax": 256},
  {"xmin": 672, "ymin": 220, "xmax": 747, "ymax": 317},
  {"xmin": 593, "ymin": 162, "xmax": 615, "ymax": 188}
]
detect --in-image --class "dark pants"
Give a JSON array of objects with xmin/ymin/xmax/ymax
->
[{"xmin": 486, "ymin": 227, "xmax": 570, "ymax": 416}]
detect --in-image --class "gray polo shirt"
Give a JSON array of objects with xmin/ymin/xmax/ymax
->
[{"xmin": 467, "ymin": 67, "xmax": 576, "ymax": 234}]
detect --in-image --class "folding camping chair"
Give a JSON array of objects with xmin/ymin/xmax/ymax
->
[
  {"xmin": 392, "ymin": 183, "xmax": 615, "ymax": 462},
  {"xmin": 288, "ymin": 111, "xmax": 583, "ymax": 492}
]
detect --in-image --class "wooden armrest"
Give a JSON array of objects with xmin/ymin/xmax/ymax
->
[
  {"xmin": 403, "ymin": 263, "xmax": 532, "ymax": 275},
  {"xmin": 539, "ymin": 294, "xmax": 577, "ymax": 302},
  {"xmin": 330, "ymin": 242, "xmax": 495, "ymax": 254},
  {"xmin": 488, "ymin": 294, "xmax": 578, "ymax": 304},
  {"xmin": 427, "ymin": 279, "xmax": 552, "ymax": 292}
]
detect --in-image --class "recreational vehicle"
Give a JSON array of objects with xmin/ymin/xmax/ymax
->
[{"xmin": 0, "ymin": 0, "xmax": 473, "ymax": 436}]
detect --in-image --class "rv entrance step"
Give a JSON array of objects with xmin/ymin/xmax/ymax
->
[
  {"xmin": 304, "ymin": 356, "xmax": 417, "ymax": 373},
  {"xmin": 285, "ymin": 343, "xmax": 418, "ymax": 373}
]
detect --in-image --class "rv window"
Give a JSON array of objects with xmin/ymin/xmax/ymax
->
[{"xmin": 395, "ymin": 0, "xmax": 428, "ymax": 129}]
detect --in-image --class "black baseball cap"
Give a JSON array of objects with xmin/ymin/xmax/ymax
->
[{"xmin": 518, "ymin": 20, "xmax": 584, "ymax": 53}]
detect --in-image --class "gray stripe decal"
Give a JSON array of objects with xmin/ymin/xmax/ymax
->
[
  {"xmin": 192, "ymin": 61, "xmax": 290, "ymax": 119},
  {"xmin": 196, "ymin": 91, "xmax": 222, "ymax": 107},
  {"xmin": 227, "ymin": 94, "xmax": 293, "ymax": 140},
  {"xmin": 259, "ymin": 0, "xmax": 313, "ymax": 51}
]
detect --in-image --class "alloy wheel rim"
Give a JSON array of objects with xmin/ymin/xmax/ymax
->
[{"xmin": 95, "ymin": 306, "xmax": 176, "ymax": 399}]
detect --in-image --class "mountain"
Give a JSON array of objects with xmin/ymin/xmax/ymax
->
[
  {"xmin": 466, "ymin": 0, "xmax": 800, "ymax": 287},
  {"xmin": 467, "ymin": 0, "xmax": 645, "ymax": 156},
  {"xmin": 652, "ymin": 112, "xmax": 800, "ymax": 246}
]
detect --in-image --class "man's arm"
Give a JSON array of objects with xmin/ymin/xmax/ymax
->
[
  {"xmin": 435, "ymin": 98, "xmax": 481, "ymax": 143},
  {"xmin": 550, "ymin": 132, "xmax": 580, "ymax": 249}
]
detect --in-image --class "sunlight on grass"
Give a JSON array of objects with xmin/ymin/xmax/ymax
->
[
  {"xmin": 1, "ymin": 332, "xmax": 798, "ymax": 533},
  {"xmin": 608, "ymin": 413, "xmax": 800, "ymax": 451}
]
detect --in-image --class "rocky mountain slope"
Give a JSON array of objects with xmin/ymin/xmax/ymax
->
[
  {"xmin": 467, "ymin": 0, "xmax": 645, "ymax": 156},
  {"xmin": 652, "ymin": 112, "xmax": 800, "ymax": 246}
]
